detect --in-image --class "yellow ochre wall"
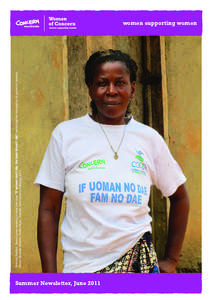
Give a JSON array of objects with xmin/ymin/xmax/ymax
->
[{"xmin": 11, "ymin": 36, "xmax": 201, "ymax": 273}]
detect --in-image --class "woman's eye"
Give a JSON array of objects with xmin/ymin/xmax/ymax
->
[
  {"xmin": 98, "ymin": 81, "xmax": 107, "ymax": 86},
  {"xmin": 116, "ymin": 80, "xmax": 124, "ymax": 85}
]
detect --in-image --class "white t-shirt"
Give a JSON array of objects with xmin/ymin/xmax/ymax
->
[{"xmin": 34, "ymin": 114, "xmax": 186, "ymax": 273}]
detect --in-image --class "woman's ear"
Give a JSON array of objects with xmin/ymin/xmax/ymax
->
[
  {"xmin": 88, "ymin": 85, "xmax": 93, "ymax": 99},
  {"xmin": 130, "ymin": 81, "xmax": 136, "ymax": 99}
]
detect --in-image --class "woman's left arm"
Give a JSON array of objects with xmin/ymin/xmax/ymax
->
[{"xmin": 158, "ymin": 183, "xmax": 190, "ymax": 273}]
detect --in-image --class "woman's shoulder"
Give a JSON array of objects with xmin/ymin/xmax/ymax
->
[
  {"xmin": 131, "ymin": 118, "xmax": 169, "ymax": 159},
  {"xmin": 54, "ymin": 115, "xmax": 88, "ymax": 131},
  {"xmin": 51, "ymin": 115, "xmax": 89, "ymax": 139},
  {"xmin": 131, "ymin": 118, "xmax": 162, "ymax": 140}
]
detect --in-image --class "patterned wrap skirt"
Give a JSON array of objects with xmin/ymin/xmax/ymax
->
[{"xmin": 95, "ymin": 232, "xmax": 160, "ymax": 273}]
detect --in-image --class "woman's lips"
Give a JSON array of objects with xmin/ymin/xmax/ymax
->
[{"xmin": 103, "ymin": 101, "xmax": 120, "ymax": 106}]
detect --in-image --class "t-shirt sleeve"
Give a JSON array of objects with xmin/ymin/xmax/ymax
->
[
  {"xmin": 34, "ymin": 127, "xmax": 65, "ymax": 192},
  {"xmin": 151, "ymin": 134, "xmax": 187, "ymax": 197}
]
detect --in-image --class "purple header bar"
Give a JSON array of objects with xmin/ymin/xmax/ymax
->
[
  {"xmin": 10, "ymin": 272, "xmax": 202, "ymax": 294},
  {"xmin": 10, "ymin": 10, "xmax": 202, "ymax": 36}
]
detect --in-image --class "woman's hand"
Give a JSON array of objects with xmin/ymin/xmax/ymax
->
[
  {"xmin": 37, "ymin": 185, "xmax": 63, "ymax": 273},
  {"xmin": 159, "ymin": 184, "xmax": 190, "ymax": 273},
  {"xmin": 158, "ymin": 257, "xmax": 178, "ymax": 273}
]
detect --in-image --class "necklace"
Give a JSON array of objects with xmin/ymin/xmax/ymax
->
[{"xmin": 98, "ymin": 119, "xmax": 127, "ymax": 160}]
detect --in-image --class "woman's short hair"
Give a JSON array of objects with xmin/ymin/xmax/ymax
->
[
  {"xmin": 85, "ymin": 49, "xmax": 138, "ymax": 116},
  {"xmin": 85, "ymin": 49, "xmax": 138, "ymax": 87}
]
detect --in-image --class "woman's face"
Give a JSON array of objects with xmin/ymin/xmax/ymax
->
[{"xmin": 89, "ymin": 61, "xmax": 135, "ymax": 125}]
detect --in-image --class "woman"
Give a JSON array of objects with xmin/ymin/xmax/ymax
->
[{"xmin": 35, "ymin": 49, "xmax": 189, "ymax": 273}]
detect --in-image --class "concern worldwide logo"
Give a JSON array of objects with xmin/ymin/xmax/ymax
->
[
  {"xmin": 15, "ymin": 18, "xmax": 40, "ymax": 28},
  {"xmin": 79, "ymin": 159, "xmax": 106, "ymax": 170}
]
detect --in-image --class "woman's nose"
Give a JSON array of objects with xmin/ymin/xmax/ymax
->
[{"xmin": 106, "ymin": 83, "xmax": 117, "ymax": 95}]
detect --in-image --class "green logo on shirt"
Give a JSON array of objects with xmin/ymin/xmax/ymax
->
[
  {"xmin": 131, "ymin": 150, "xmax": 147, "ymax": 175},
  {"xmin": 79, "ymin": 159, "xmax": 106, "ymax": 170}
]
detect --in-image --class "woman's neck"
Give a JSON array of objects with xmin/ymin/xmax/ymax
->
[{"xmin": 91, "ymin": 113, "xmax": 130, "ymax": 125}]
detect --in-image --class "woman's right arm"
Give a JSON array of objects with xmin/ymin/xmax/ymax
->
[{"xmin": 37, "ymin": 185, "xmax": 64, "ymax": 273}]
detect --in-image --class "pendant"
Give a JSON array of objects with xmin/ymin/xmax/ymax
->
[{"xmin": 114, "ymin": 152, "xmax": 118, "ymax": 159}]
